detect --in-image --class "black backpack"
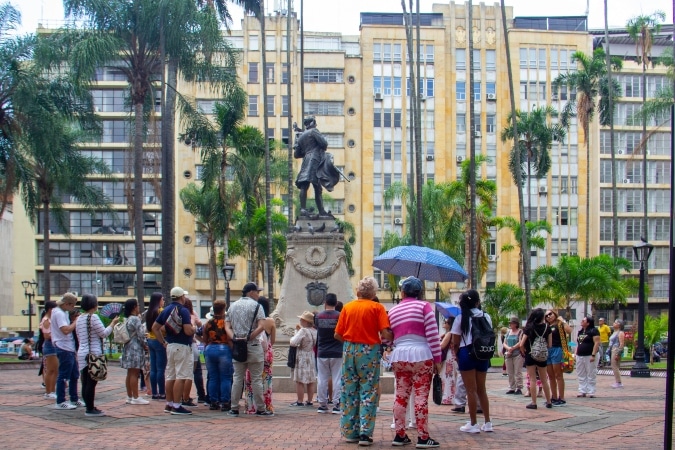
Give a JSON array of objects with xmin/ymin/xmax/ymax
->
[{"xmin": 470, "ymin": 315, "xmax": 496, "ymax": 360}]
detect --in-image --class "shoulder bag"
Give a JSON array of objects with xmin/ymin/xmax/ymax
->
[
  {"xmin": 86, "ymin": 315, "xmax": 108, "ymax": 381},
  {"xmin": 232, "ymin": 304, "xmax": 260, "ymax": 363},
  {"xmin": 432, "ymin": 374, "xmax": 443, "ymax": 405}
]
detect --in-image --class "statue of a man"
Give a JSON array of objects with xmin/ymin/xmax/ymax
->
[{"xmin": 293, "ymin": 116, "xmax": 340, "ymax": 217}]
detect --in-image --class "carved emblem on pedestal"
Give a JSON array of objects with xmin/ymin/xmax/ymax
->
[{"xmin": 305, "ymin": 281, "xmax": 328, "ymax": 307}]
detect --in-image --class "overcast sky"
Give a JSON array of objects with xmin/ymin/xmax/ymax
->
[{"xmin": 12, "ymin": 0, "xmax": 673, "ymax": 36}]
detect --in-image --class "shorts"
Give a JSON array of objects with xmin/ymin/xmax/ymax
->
[
  {"xmin": 525, "ymin": 353, "xmax": 547, "ymax": 368},
  {"xmin": 165, "ymin": 343, "xmax": 194, "ymax": 381},
  {"xmin": 457, "ymin": 346, "xmax": 489, "ymax": 372},
  {"xmin": 42, "ymin": 339, "xmax": 56, "ymax": 357},
  {"xmin": 546, "ymin": 346, "xmax": 563, "ymax": 365}
]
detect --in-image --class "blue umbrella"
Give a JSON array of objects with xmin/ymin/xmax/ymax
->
[
  {"xmin": 372, "ymin": 245, "xmax": 468, "ymax": 282},
  {"xmin": 435, "ymin": 302, "xmax": 461, "ymax": 319}
]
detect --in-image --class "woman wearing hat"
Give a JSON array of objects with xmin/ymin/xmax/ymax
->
[{"xmin": 289, "ymin": 310, "xmax": 318, "ymax": 406}]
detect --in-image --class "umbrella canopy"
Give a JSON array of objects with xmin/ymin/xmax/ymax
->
[
  {"xmin": 372, "ymin": 245, "xmax": 468, "ymax": 283},
  {"xmin": 435, "ymin": 302, "xmax": 461, "ymax": 319},
  {"xmin": 12, "ymin": 339, "xmax": 23, "ymax": 345}
]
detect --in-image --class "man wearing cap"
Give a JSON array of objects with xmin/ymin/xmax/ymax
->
[
  {"xmin": 51, "ymin": 293, "xmax": 84, "ymax": 409},
  {"xmin": 152, "ymin": 287, "xmax": 195, "ymax": 415},
  {"xmin": 225, "ymin": 282, "xmax": 272, "ymax": 416},
  {"xmin": 315, "ymin": 293, "xmax": 343, "ymax": 414}
]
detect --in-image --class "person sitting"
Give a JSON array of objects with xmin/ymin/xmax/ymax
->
[{"xmin": 19, "ymin": 339, "xmax": 38, "ymax": 360}]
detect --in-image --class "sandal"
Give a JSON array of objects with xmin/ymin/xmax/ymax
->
[{"xmin": 526, "ymin": 403, "xmax": 538, "ymax": 409}]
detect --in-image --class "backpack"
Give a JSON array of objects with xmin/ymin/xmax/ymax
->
[
  {"xmin": 113, "ymin": 320, "xmax": 131, "ymax": 344},
  {"xmin": 530, "ymin": 325, "xmax": 549, "ymax": 362},
  {"xmin": 470, "ymin": 315, "xmax": 496, "ymax": 360}
]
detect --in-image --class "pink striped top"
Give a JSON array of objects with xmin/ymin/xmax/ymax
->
[{"xmin": 388, "ymin": 298, "xmax": 442, "ymax": 363}]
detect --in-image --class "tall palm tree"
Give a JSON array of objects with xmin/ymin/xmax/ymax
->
[
  {"xmin": 554, "ymin": 48, "xmax": 622, "ymax": 259},
  {"xmin": 497, "ymin": 217, "xmax": 551, "ymax": 287},
  {"xmin": 483, "ymin": 282, "xmax": 526, "ymax": 333}
]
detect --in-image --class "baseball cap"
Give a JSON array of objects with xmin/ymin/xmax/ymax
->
[
  {"xmin": 242, "ymin": 282, "xmax": 263, "ymax": 296},
  {"xmin": 170, "ymin": 286, "xmax": 188, "ymax": 298}
]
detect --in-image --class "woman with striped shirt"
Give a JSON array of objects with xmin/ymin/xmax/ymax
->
[{"xmin": 388, "ymin": 277, "xmax": 441, "ymax": 448}]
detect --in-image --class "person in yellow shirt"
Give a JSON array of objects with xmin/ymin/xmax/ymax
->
[{"xmin": 597, "ymin": 318, "xmax": 612, "ymax": 367}]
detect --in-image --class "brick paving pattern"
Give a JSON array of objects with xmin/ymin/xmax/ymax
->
[{"xmin": 0, "ymin": 365, "xmax": 671, "ymax": 449}]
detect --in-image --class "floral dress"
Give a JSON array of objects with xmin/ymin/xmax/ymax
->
[
  {"xmin": 245, "ymin": 332, "xmax": 274, "ymax": 413},
  {"xmin": 120, "ymin": 316, "xmax": 146, "ymax": 369},
  {"xmin": 290, "ymin": 326, "xmax": 317, "ymax": 384},
  {"xmin": 441, "ymin": 337, "xmax": 458, "ymax": 405}
]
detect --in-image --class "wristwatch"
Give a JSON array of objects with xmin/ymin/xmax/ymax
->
[{"xmin": 592, "ymin": 354, "xmax": 596, "ymax": 357}]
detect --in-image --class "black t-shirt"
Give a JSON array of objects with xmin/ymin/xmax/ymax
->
[
  {"xmin": 524, "ymin": 322, "xmax": 551, "ymax": 354},
  {"xmin": 550, "ymin": 322, "xmax": 563, "ymax": 347},
  {"xmin": 315, "ymin": 309, "xmax": 342, "ymax": 358},
  {"xmin": 577, "ymin": 327, "xmax": 599, "ymax": 356}
]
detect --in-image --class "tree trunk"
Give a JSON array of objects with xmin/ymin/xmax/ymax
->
[
  {"xmin": 500, "ymin": 0, "xmax": 530, "ymax": 311},
  {"xmin": 161, "ymin": 57, "xmax": 177, "ymax": 302},
  {"xmin": 468, "ymin": 0, "xmax": 478, "ymax": 288},
  {"xmin": 208, "ymin": 236, "xmax": 217, "ymax": 302},
  {"xmin": 133, "ymin": 101, "xmax": 145, "ymax": 308},
  {"xmin": 402, "ymin": 0, "xmax": 417, "ymax": 240},
  {"xmin": 286, "ymin": 2, "xmax": 293, "ymax": 225},
  {"xmin": 300, "ymin": 0, "xmax": 304, "ymax": 120},
  {"xmin": 414, "ymin": 0, "xmax": 423, "ymax": 247},
  {"xmin": 43, "ymin": 200, "xmax": 51, "ymax": 302},
  {"xmin": 641, "ymin": 59, "xmax": 649, "ymax": 305}
]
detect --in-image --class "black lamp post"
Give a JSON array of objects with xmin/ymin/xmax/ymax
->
[
  {"xmin": 21, "ymin": 280, "xmax": 38, "ymax": 338},
  {"xmin": 631, "ymin": 238, "xmax": 653, "ymax": 378},
  {"xmin": 221, "ymin": 263, "xmax": 235, "ymax": 310}
]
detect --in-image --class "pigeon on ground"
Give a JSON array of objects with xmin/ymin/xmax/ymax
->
[
  {"xmin": 316, "ymin": 222, "xmax": 326, "ymax": 232},
  {"xmin": 292, "ymin": 223, "xmax": 302, "ymax": 232}
]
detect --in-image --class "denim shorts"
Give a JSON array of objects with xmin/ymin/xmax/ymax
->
[
  {"xmin": 42, "ymin": 339, "xmax": 56, "ymax": 357},
  {"xmin": 457, "ymin": 346, "xmax": 489, "ymax": 373},
  {"xmin": 547, "ymin": 346, "xmax": 563, "ymax": 365}
]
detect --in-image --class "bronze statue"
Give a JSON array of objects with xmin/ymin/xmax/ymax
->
[{"xmin": 293, "ymin": 116, "xmax": 342, "ymax": 217}]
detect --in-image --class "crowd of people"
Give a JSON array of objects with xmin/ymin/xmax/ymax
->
[{"xmin": 32, "ymin": 277, "xmax": 629, "ymax": 447}]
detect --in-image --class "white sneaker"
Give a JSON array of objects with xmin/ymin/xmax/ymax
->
[
  {"xmin": 481, "ymin": 422, "xmax": 494, "ymax": 432},
  {"xmin": 43, "ymin": 392, "xmax": 56, "ymax": 399},
  {"xmin": 408, "ymin": 422, "xmax": 416, "ymax": 429},
  {"xmin": 459, "ymin": 422, "xmax": 481, "ymax": 433},
  {"xmin": 130, "ymin": 397, "xmax": 150, "ymax": 405},
  {"xmin": 70, "ymin": 400, "xmax": 85, "ymax": 407},
  {"xmin": 126, "ymin": 397, "xmax": 132, "ymax": 404},
  {"xmin": 54, "ymin": 402, "xmax": 76, "ymax": 410},
  {"xmin": 611, "ymin": 383, "xmax": 623, "ymax": 389},
  {"xmin": 390, "ymin": 422, "xmax": 396, "ymax": 430}
]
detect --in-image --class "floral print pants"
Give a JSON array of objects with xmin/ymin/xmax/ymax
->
[
  {"xmin": 392, "ymin": 359, "xmax": 433, "ymax": 440},
  {"xmin": 340, "ymin": 342, "xmax": 381, "ymax": 439}
]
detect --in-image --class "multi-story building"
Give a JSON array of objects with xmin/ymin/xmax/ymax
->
[{"xmin": 4, "ymin": 2, "xmax": 668, "ymax": 331}]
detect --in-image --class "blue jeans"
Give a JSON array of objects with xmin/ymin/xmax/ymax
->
[
  {"xmin": 147, "ymin": 338, "xmax": 167, "ymax": 396},
  {"xmin": 56, "ymin": 347, "xmax": 79, "ymax": 404},
  {"xmin": 205, "ymin": 344, "xmax": 233, "ymax": 403}
]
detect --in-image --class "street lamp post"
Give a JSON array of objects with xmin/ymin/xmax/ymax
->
[
  {"xmin": 221, "ymin": 263, "xmax": 235, "ymax": 311},
  {"xmin": 631, "ymin": 238, "xmax": 653, "ymax": 378},
  {"xmin": 21, "ymin": 280, "xmax": 38, "ymax": 338}
]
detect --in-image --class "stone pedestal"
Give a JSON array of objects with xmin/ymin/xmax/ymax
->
[{"xmin": 271, "ymin": 218, "xmax": 354, "ymax": 344}]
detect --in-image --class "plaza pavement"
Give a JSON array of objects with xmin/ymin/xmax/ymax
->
[{"xmin": 0, "ymin": 364, "xmax": 670, "ymax": 450}]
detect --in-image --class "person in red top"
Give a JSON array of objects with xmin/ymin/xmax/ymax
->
[
  {"xmin": 202, "ymin": 300, "xmax": 232, "ymax": 412},
  {"xmin": 335, "ymin": 276, "xmax": 392, "ymax": 446}
]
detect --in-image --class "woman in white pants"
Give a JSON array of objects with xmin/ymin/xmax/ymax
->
[{"xmin": 575, "ymin": 316, "xmax": 600, "ymax": 398}]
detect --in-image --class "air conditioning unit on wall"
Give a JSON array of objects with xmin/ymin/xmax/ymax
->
[
  {"xmin": 488, "ymin": 255, "xmax": 497, "ymax": 262},
  {"xmin": 456, "ymin": 156, "xmax": 464, "ymax": 163},
  {"xmin": 394, "ymin": 218, "xmax": 404, "ymax": 225},
  {"xmin": 539, "ymin": 186, "xmax": 548, "ymax": 194},
  {"xmin": 426, "ymin": 155, "xmax": 434, "ymax": 161},
  {"xmin": 623, "ymin": 178, "xmax": 631, "ymax": 184},
  {"xmin": 374, "ymin": 92, "xmax": 382, "ymax": 100},
  {"xmin": 486, "ymin": 93, "xmax": 496, "ymax": 100}
]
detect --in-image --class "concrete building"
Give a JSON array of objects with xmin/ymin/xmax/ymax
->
[{"xmin": 3, "ymin": 2, "xmax": 669, "ymax": 331}]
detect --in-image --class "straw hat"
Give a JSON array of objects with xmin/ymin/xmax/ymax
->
[{"xmin": 298, "ymin": 311, "xmax": 315, "ymax": 324}]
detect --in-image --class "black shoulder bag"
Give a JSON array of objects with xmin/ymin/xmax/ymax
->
[{"xmin": 232, "ymin": 304, "xmax": 260, "ymax": 363}]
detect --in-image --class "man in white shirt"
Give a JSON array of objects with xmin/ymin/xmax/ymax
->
[{"xmin": 50, "ymin": 293, "xmax": 83, "ymax": 409}]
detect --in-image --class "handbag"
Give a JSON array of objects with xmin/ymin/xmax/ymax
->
[
  {"xmin": 287, "ymin": 345, "xmax": 298, "ymax": 368},
  {"xmin": 559, "ymin": 320, "xmax": 575, "ymax": 374},
  {"xmin": 86, "ymin": 315, "xmax": 108, "ymax": 381},
  {"xmin": 232, "ymin": 304, "xmax": 260, "ymax": 363},
  {"xmin": 432, "ymin": 374, "xmax": 442, "ymax": 406}
]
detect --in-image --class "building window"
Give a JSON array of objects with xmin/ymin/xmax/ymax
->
[
  {"xmin": 281, "ymin": 95, "xmax": 289, "ymax": 116},
  {"xmin": 473, "ymin": 115, "xmax": 481, "ymax": 133},
  {"xmin": 265, "ymin": 34, "xmax": 275, "ymax": 51},
  {"xmin": 373, "ymin": 43, "xmax": 381, "ymax": 61},
  {"xmin": 374, "ymin": 110, "xmax": 382, "ymax": 128},
  {"xmin": 457, "ymin": 114, "xmax": 466, "ymax": 133},
  {"xmin": 472, "ymin": 49, "xmax": 481, "ymax": 70},
  {"xmin": 519, "ymin": 48, "xmax": 527, "ymax": 68},
  {"xmin": 486, "ymin": 50, "xmax": 496, "ymax": 70},
  {"xmin": 265, "ymin": 63, "xmax": 275, "ymax": 83},
  {"xmin": 473, "ymin": 82, "xmax": 481, "ymax": 101},
  {"xmin": 384, "ymin": 77, "xmax": 392, "ymax": 95},
  {"xmin": 394, "ymin": 77, "xmax": 402, "ymax": 96},
  {"xmin": 457, "ymin": 82, "xmax": 466, "ymax": 100},
  {"xmin": 281, "ymin": 64, "xmax": 290, "ymax": 84},
  {"xmin": 266, "ymin": 95, "xmax": 275, "ymax": 115},
  {"xmin": 303, "ymin": 68, "xmax": 344, "ymax": 83},
  {"xmin": 426, "ymin": 79, "xmax": 434, "ymax": 97},
  {"xmin": 394, "ymin": 43, "xmax": 402, "ymax": 61},
  {"xmin": 248, "ymin": 62, "xmax": 258, "ymax": 83},
  {"xmin": 426, "ymin": 45, "xmax": 434, "ymax": 62},
  {"xmin": 304, "ymin": 101, "xmax": 344, "ymax": 116},
  {"xmin": 383, "ymin": 142, "xmax": 392, "ymax": 160},
  {"xmin": 486, "ymin": 82, "xmax": 496, "ymax": 96},
  {"xmin": 374, "ymin": 77, "xmax": 382, "ymax": 94},
  {"xmin": 248, "ymin": 95, "xmax": 258, "ymax": 116},
  {"xmin": 486, "ymin": 115, "xmax": 496, "ymax": 133},
  {"xmin": 456, "ymin": 49, "xmax": 466, "ymax": 70}
]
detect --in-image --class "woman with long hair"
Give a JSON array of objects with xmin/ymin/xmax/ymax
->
[
  {"xmin": 120, "ymin": 298, "xmax": 148, "ymax": 405},
  {"xmin": 245, "ymin": 296, "xmax": 276, "ymax": 414},
  {"xmin": 145, "ymin": 292, "xmax": 166, "ymax": 399},
  {"xmin": 518, "ymin": 308, "xmax": 552, "ymax": 409},
  {"xmin": 40, "ymin": 301, "xmax": 59, "ymax": 399},
  {"xmin": 203, "ymin": 299, "xmax": 233, "ymax": 411},
  {"xmin": 450, "ymin": 289, "xmax": 492, "ymax": 433},
  {"xmin": 576, "ymin": 315, "xmax": 600, "ymax": 398},
  {"xmin": 609, "ymin": 319, "xmax": 625, "ymax": 388},
  {"xmin": 544, "ymin": 309, "xmax": 571, "ymax": 406},
  {"xmin": 440, "ymin": 316, "xmax": 458, "ymax": 404},
  {"xmin": 76, "ymin": 294, "xmax": 118, "ymax": 416}
]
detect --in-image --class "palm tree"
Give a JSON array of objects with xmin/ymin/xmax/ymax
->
[
  {"xmin": 483, "ymin": 282, "xmax": 526, "ymax": 334},
  {"xmin": 179, "ymin": 182, "xmax": 230, "ymax": 302},
  {"xmin": 497, "ymin": 217, "xmax": 551, "ymax": 287},
  {"xmin": 583, "ymin": 254, "xmax": 636, "ymax": 320},
  {"xmin": 554, "ymin": 48, "xmax": 622, "ymax": 259}
]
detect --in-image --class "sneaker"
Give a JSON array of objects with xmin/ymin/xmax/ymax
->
[
  {"xmin": 209, "ymin": 403, "xmax": 220, "ymax": 411},
  {"xmin": 85, "ymin": 409, "xmax": 106, "ymax": 417},
  {"xmin": 611, "ymin": 383, "xmax": 623, "ymax": 389},
  {"xmin": 408, "ymin": 422, "xmax": 415, "ymax": 429},
  {"xmin": 164, "ymin": 404, "xmax": 173, "ymax": 413},
  {"xmin": 459, "ymin": 422, "xmax": 481, "ymax": 433},
  {"xmin": 358, "ymin": 434, "xmax": 373, "ymax": 446},
  {"xmin": 130, "ymin": 397, "xmax": 150, "ymax": 405},
  {"xmin": 515, "ymin": 389, "xmax": 523, "ymax": 395},
  {"xmin": 554, "ymin": 399, "xmax": 567, "ymax": 407},
  {"xmin": 505, "ymin": 390, "xmax": 516, "ymax": 394},
  {"xmin": 54, "ymin": 402, "xmax": 76, "ymax": 410},
  {"xmin": 545, "ymin": 403, "xmax": 553, "ymax": 409},
  {"xmin": 221, "ymin": 402, "xmax": 231, "ymax": 412},
  {"xmin": 392, "ymin": 434, "xmax": 412, "ymax": 446},
  {"xmin": 416, "ymin": 437, "xmax": 440, "ymax": 448},
  {"xmin": 43, "ymin": 392, "xmax": 56, "ymax": 399},
  {"xmin": 332, "ymin": 405, "xmax": 341, "ymax": 414},
  {"xmin": 255, "ymin": 410, "xmax": 274, "ymax": 416},
  {"xmin": 42, "ymin": 382, "xmax": 46, "ymax": 388},
  {"xmin": 181, "ymin": 399, "xmax": 197, "ymax": 407},
  {"xmin": 305, "ymin": 402, "xmax": 314, "ymax": 406},
  {"xmin": 317, "ymin": 406, "xmax": 329, "ymax": 413},
  {"xmin": 526, "ymin": 403, "xmax": 538, "ymax": 410},
  {"xmin": 70, "ymin": 400, "xmax": 85, "ymax": 408},
  {"xmin": 228, "ymin": 409, "xmax": 239, "ymax": 416},
  {"xmin": 345, "ymin": 437, "xmax": 360, "ymax": 443},
  {"xmin": 289, "ymin": 401, "xmax": 305, "ymax": 407},
  {"xmin": 170, "ymin": 405, "xmax": 192, "ymax": 415},
  {"xmin": 481, "ymin": 422, "xmax": 494, "ymax": 432},
  {"xmin": 451, "ymin": 406, "xmax": 465, "ymax": 413},
  {"xmin": 198, "ymin": 396, "xmax": 209, "ymax": 404},
  {"xmin": 125, "ymin": 397, "xmax": 132, "ymax": 404}
]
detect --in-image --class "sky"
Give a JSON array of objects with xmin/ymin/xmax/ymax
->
[{"xmin": 12, "ymin": 0, "xmax": 674, "ymax": 36}]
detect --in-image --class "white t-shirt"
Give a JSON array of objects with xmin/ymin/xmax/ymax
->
[
  {"xmin": 51, "ymin": 307, "xmax": 76, "ymax": 352},
  {"xmin": 450, "ymin": 308, "xmax": 492, "ymax": 347}
]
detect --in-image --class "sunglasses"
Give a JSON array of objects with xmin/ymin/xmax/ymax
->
[{"xmin": 545, "ymin": 313, "xmax": 554, "ymax": 318}]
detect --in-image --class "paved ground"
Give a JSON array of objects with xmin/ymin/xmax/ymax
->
[{"xmin": 0, "ymin": 364, "xmax": 671, "ymax": 449}]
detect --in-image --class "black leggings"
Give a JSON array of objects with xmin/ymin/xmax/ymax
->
[{"xmin": 80, "ymin": 368, "xmax": 98, "ymax": 411}]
